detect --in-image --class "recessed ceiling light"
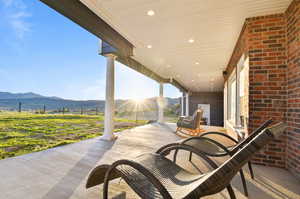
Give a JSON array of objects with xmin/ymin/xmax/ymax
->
[
  {"xmin": 195, "ymin": 62, "xmax": 199, "ymax": 65},
  {"xmin": 192, "ymin": 80, "xmax": 195, "ymax": 82},
  {"xmin": 188, "ymin": 38, "xmax": 195, "ymax": 43},
  {"xmin": 147, "ymin": 10, "xmax": 155, "ymax": 16},
  {"xmin": 167, "ymin": 65, "xmax": 171, "ymax": 68},
  {"xmin": 147, "ymin": 45, "xmax": 152, "ymax": 49}
]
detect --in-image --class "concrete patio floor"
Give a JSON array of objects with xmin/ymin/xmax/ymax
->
[{"xmin": 0, "ymin": 123, "xmax": 299, "ymax": 199}]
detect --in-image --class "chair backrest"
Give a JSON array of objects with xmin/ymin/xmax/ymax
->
[
  {"xmin": 192, "ymin": 109, "xmax": 203, "ymax": 129},
  {"xmin": 231, "ymin": 119, "xmax": 273, "ymax": 154},
  {"xmin": 188, "ymin": 122, "xmax": 287, "ymax": 197}
]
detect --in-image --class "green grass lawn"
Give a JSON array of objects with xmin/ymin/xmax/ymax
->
[{"xmin": 0, "ymin": 112, "xmax": 146, "ymax": 159}]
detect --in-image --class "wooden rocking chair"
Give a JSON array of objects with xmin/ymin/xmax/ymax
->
[{"xmin": 176, "ymin": 109, "xmax": 204, "ymax": 136}]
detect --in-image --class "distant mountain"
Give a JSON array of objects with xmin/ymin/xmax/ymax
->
[
  {"xmin": 0, "ymin": 92, "xmax": 179, "ymax": 112},
  {"xmin": 0, "ymin": 92, "xmax": 60, "ymax": 100}
]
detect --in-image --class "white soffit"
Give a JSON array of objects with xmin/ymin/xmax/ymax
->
[{"xmin": 81, "ymin": 0, "xmax": 291, "ymax": 92}]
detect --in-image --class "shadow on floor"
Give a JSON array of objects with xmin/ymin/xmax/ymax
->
[
  {"xmin": 42, "ymin": 139, "xmax": 115, "ymax": 199},
  {"xmin": 155, "ymin": 122, "xmax": 177, "ymax": 133},
  {"xmin": 177, "ymin": 150, "xmax": 300, "ymax": 199}
]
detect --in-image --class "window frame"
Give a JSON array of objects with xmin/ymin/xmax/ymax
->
[
  {"xmin": 226, "ymin": 54, "xmax": 248, "ymax": 128},
  {"xmin": 227, "ymin": 68, "xmax": 237, "ymax": 125}
]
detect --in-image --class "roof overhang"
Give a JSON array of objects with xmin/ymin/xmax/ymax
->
[
  {"xmin": 100, "ymin": 41, "xmax": 188, "ymax": 92},
  {"xmin": 40, "ymin": 0, "xmax": 134, "ymax": 57},
  {"xmin": 40, "ymin": 0, "xmax": 188, "ymax": 92},
  {"xmin": 40, "ymin": 0, "xmax": 292, "ymax": 93}
]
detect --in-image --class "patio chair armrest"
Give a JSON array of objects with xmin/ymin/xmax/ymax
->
[
  {"xmin": 177, "ymin": 118, "xmax": 194, "ymax": 129},
  {"xmin": 230, "ymin": 119, "xmax": 274, "ymax": 154},
  {"xmin": 180, "ymin": 136, "xmax": 232, "ymax": 156},
  {"xmin": 86, "ymin": 164, "xmax": 120, "ymax": 188},
  {"xmin": 182, "ymin": 119, "xmax": 193, "ymax": 124},
  {"xmin": 156, "ymin": 143, "xmax": 218, "ymax": 169},
  {"xmin": 178, "ymin": 116, "xmax": 192, "ymax": 122},
  {"xmin": 156, "ymin": 141, "xmax": 182, "ymax": 156},
  {"xmin": 103, "ymin": 159, "xmax": 172, "ymax": 199},
  {"xmin": 200, "ymin": 131, "xmax": 239, "ymax": 144}
]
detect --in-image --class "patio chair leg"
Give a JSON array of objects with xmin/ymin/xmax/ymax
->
[
  {"xmin": 248, "ymin": 161, "xmax": 255, "ymax": 179},
  {"xmin": 189, "ymin": 151, "xmax": 193, "ymax": 161},
  {"xmin": 226, "ymin": 184, "xmax": 236, "ymax": 199},
  {"xmin": 173, "ymin": 149, "xmax": 179, "ymax": 163},
  {"xmin": 239, "ymin": 170, "xmax": 248, "ymax": 196}
]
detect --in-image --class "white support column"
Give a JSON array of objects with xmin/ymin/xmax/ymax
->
[
  {"xmin": 102, "ymin": 54, "xmax": 117, "ymax": 140},
  {"xmin": 181, "ymin": 93, "xmax": 184, "ymax": 116},
  {"xmin": 158, "ymin": 83, "xmax": 164, "ymax": 123},
  {"xmin": 185, "ymin": 92, "xmax": 189, "ymax": 116}
]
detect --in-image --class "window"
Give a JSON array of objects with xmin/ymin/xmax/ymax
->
[
  {"xmin": 240, "ymin": 67, "xmax": 245, "ymax": 97},
  {"xmin": 239, "ymin": 57, "xmax": 249, "ymax": 128},
  {"xmin": 228, "ymin": 73, "xmax": 237, "ymax": 124},
  {"xmin": 226, "ymin": 55, "xmax": 249, "ymax": 128}
]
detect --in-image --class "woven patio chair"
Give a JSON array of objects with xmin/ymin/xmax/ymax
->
[
  {"xmin": 197, "ymin": 119, "xmax": 273, "ymax": 179},
  {"xmin": 86, "ymin": 122, "xmax": 286, "ymax": 199},
  {"xmin": 176, "ymin": 109, "xmax": 204, "ymax": 136},
  {"xmin": 157, "ymin": 119, "xmax": 273, "ymax": 196}
]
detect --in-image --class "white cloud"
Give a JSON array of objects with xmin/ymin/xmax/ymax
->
[
  {"xmin": 10, "ymin": 18, "xmax": 31, "ymax": 38},
  {"xmin": 1, "ymin": 0, "xmax": 13, "ymax": 7},
  {"xmin": 1, "ymin": 0, "xmax": 31, "ymax": 39},
  {"xmin": 1, "ymin": 0, "xmax": 26, "ymax": 10}
]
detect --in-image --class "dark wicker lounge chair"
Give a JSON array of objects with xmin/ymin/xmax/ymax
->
[
  {"xmin": 197, "ymin": 119, "xmax": 273, "ymax": 178},
  {"xmin": 86, "ymin": 122, "xmax": 286, "ymax": 199},
  {"xmin": 157, "ymin": 119, "xmax": 273, "ymax": 196},
  {"xmin": 176, "ymin": 109, "xmax": 204, "ymax": 136}
]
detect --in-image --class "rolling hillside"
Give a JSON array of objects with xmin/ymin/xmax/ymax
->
[{"xmin": 0, "ymin": 92, "xmax": 179, "ymax": 112}]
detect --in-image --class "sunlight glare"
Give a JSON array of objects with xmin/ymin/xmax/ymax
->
[{"xmin": 132, "ymin": 98, "xmax": 145, "ymax": 104}]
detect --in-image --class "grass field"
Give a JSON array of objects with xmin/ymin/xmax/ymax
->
[{"xmin": 0, "ymin": 112, "xmax": 146, "ymax": 159}]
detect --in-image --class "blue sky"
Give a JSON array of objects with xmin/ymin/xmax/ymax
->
[{"xmin": 0, "ymin": 0, "xmax": 180, "ymax": 100}]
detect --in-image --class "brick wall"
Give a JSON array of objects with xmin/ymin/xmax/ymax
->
[
  {"xmin": 224, "ymin": 0, "xmax": 300, "ymax": 180},
  {"xmin": 286, "ymin": 0, "xmax": 300, "ymax": 179},
  {"xmin": 226, "ymin": 14, "xmax": 287, "ymax": 167},
  {"xmin": 225, "ymin": 14, "xmax": 288, "ymax": 168},
  {"xmin": 247, "ymin": 14, "xmax": 287, "ymax": 168}
]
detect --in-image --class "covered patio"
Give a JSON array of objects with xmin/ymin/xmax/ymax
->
[
  {"xmin": 0, "ymin": 124, "xmax": 299, "ymax": 198},
  {"xmin": 3, "ymin": 0, "xmax": 299, "ymax": 198},
  {"xmin": 38, "ymin": 0, "xmax": 300, "ymax": 175}
]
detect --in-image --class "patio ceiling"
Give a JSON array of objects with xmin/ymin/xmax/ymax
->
[{"xmin": 41, "ymin": 0, "xmax": 292, "ymax": 92}]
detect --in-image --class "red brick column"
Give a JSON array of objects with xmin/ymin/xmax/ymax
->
[
  {"xmin": 247, "ymin": 14, "xmax": 287, "ymax": 168},
  {"xmin": 286, "ymin": 0, "xmax": 300, "ymax": 179},
  {"xmin": 224, "ymin": 1, "xmax": 300, "ymax": 177}
]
